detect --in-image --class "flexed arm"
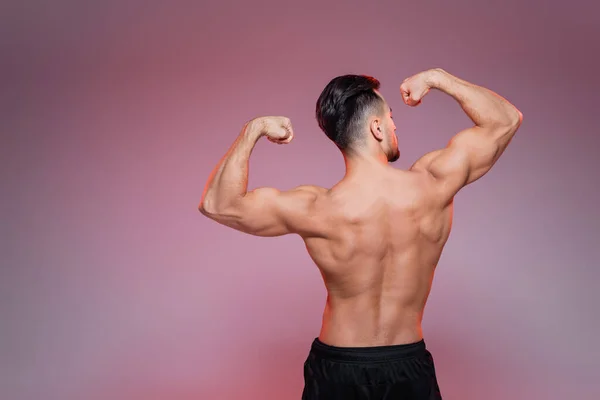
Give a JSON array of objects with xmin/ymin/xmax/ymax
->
[
  {"xmin": 199, "ymin": 117, "xmax": 325, "ymax": 237},
  {"xmin": 407, "ymin": 69, "xmax": 523, "ymax": 202}
]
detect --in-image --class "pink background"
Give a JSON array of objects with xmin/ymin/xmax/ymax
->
[{"xmin": 2, "ymin": 1, "xmax": 599, "ymax": 399}]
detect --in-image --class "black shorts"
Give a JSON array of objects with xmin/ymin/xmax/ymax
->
[{"xmin": 302, "ymin": 338, "xmax": 443, "ymax": 400}]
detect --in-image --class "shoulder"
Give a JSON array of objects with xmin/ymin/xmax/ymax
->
[
  {"xmin": 279, "ymin": 185, "xmax": 330, "ymax": 238},
  {"xmin": 405, "ymin": 166, "xmax": 455, "ymax": 207},
  {"xmin": 258, "ymin": 185, "xmax": 328, "ymax": 213},
  {"xmin": 288, "ymin": 185, "xmax": 329, "ymax": 203},
  {"xmin": 293, "ymin": 185, "xmax": 329, "ymax": 194}
]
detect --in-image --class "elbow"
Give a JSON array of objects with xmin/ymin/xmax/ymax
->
[
  {"xmin": 198, "ymin": 198, "xmax": 217, "ymax": 217},
  {"xmin": 487, "ymin": 109, "xmax": 522, "ymax": 142},
  {"xmin": 198, "ymin": 204, "xmax": 210, "ymax": 216},
  {"xmin": 495, "ymin": 108, "xmax": 522, "ymax": 135},
  {"xmin": 198, "ymin": 198, "xmax": 241, "ymax": 219},
  {"xmin": 506, "ymin": 107, "xmax": 523, "ymax": 130},
  {"xmin": 512, "ymin": 108, "xmax": 523, "ymax": 128},
  {"xmin": 198, "ymin": 203, "xmax": 211, "ymax": 217}
]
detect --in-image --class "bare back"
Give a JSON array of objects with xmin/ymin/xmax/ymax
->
[
  {"xmin": 304, "ymin": 167, "xmax": 453, "ymax": 347},
  {"xmin": 200, "ymin": 69, "xmax": 522, "ymax": 351}
]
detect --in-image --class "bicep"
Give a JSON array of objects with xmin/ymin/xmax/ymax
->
[{"xmin": 210, "ymin": 186, "xmax": 322, "ymax": 237}]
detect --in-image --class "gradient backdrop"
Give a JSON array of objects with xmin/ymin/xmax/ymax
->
[{"xmin": 2, "ymin": 1, "xmax": 599, "ymax": 399}]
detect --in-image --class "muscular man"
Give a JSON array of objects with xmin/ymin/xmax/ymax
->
[{"xmin": 199, "ymin": 68, "xmax": 522, "ymax": 399}]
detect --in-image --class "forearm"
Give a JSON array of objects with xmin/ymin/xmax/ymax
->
[
  {"xmin": 427, "ymin": 69, "xmax": 522, "ymax": 130},
  {"xmin": 199, "ymin": 122, "xmax": 262, "ymax": 215}
]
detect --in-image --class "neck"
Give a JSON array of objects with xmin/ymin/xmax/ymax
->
[{"xmin": 342, "ymin": 146, "xmax": 388, "ymax": 177}]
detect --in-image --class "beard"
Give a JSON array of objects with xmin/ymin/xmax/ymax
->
[
  {"xmin": 388, "ymin": 147, "xmax": 400, "ymax": 162},
  {"xmin": 387, "ymin": 132, "xmax": 400, "ymax": 162}
]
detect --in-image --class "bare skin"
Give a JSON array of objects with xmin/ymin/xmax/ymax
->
[{"xmin": 200, "ymin": 68, "xmax": 523, "ymax": 347}]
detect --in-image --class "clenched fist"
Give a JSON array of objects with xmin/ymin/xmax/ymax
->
[
  {"xmin": 400, "ymin": 69, "xmax": 441, "ymax": 107},
  {"xmin": 248, "ymin": 116, "xmax": 294, "ymax": 144}
]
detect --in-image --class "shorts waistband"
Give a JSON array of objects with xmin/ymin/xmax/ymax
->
[{"xmin": 310, "ymin": 337, "xmax": 427, "ymax": 363}]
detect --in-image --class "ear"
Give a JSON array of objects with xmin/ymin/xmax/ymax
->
[{"xmin": 369, "ymin": 117, "xmax": 384, "ymax": 142}]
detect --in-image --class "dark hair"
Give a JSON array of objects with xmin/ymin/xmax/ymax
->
[{"xmin": 316, "ymin": 75, "xmax": 384, "ymax": 150}]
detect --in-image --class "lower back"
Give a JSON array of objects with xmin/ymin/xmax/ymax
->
[
  {"xmin": 318, "ymin": 290, "xmax": 427, "ymax": 346},
  {"xmin": 316, "ymin": 261, "xmax": 434, "ymax": 347}
]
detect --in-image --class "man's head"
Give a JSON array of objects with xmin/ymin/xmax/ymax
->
[{"xmin": 316, "ymin": 75, "xmax": 399, "ymax": 162}]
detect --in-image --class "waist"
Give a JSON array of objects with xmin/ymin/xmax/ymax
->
[
  {"xmin": 319, "ymin": 300, "xmax": 424, "ymax": 347},
  {"xmin": 309, "ymin": 337, "xmax": 427, "ymax": 363}
]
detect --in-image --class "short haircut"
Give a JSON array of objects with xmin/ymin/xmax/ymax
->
[{"xmin": 315, "ymin": 75, "xmax": 384, "ymax": 150}]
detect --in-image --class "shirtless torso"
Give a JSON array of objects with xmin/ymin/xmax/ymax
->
[
  {"xmin": 302, "ymin": 166, "xmax": 451, "ymax": 347},
  {"xmin": 200, "ymin": 68, "xmax": 522, "ymax": 353}
]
